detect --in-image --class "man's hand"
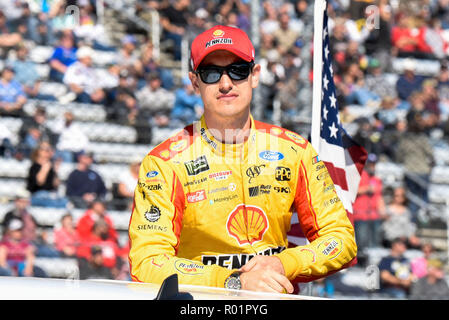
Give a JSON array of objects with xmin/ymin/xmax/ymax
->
[
  {"xmin": 240, "ymin": 255, "xmax": 285, "ymax": 274},
  {"xmin": 239, "ymin": 256, "xmax": 293, "ymax": 293},
  {"xmin": 239, "ymin": 268, "xmax": 294, "ymax": 293}
]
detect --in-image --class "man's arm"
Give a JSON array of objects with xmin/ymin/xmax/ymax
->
[
  {"xmin": 276, "ymin": 142, "xmax": 357, "ymax": 281},
  {"xmin": 128, "ymin": 154, "xmax": 235, "ymax": 287}
]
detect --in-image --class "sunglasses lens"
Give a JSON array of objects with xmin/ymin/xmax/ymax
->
[
  {"xmin": 199, "ymin": 68, "xmax": 222, "ymax": 84},
  {"xmin": 197, "ymin": 62, "xmax": 253, "ymax": 84},
  {"xmin": 228, "ymin": 64, "xmax": 251, "ymax": 80}
]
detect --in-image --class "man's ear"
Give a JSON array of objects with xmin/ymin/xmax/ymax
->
[
  {"xmin": 189, "ymin": 71, "xmax": 200, "ymax": 94},
  {"xmin": 250, "ymin": 64, "xmax": 261, "ymax": 89}
]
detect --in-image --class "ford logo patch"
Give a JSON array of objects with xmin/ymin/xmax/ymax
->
[
  {"xmin": 146, "ymin": 171, "xmax": 159, "ymax": 178},
  {"xmin": 259, "ymin": 151, "xmax": 284, "ymax": 161}
]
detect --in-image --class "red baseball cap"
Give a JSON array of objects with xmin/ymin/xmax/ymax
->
[{"xmin": 190, "ymin": 25, "xmax": 255, "ymax": 71}]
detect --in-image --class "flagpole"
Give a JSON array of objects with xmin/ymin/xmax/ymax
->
[{"xmin": 311, "ymin": 0, "xmax": 327, "ymax": 151}]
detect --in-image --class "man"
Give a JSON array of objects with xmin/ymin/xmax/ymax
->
[
  {"xmin": 63, "ymin": 46, "xmax": 105, "ymax": 104},
  {"xmin": 128, "ymin": 25, "xmax": 357, "ymax": 293},
  {"xmin": 352, "ymin": 154, "xmax": 385, "ymax": 252},
  {"xmin": 49, "ymin": 34, "xmax": 78, "ymax": 83},
  {"xmin": 65, "ymin": 151, "xmax": 107, "ymax": 208},
  {"xmin": 136, "ymin": 71, "xmax": 175, "ymax": 124},
  {"xmin": 0, "ymin": 65, "xmax": 27, "ymax": 117},
  {"xmin": 378, "ymin": 237, "xmax": 414, "ymax": 299}
]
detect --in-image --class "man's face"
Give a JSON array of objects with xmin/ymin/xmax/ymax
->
[{"xmin": 189, "ymin": 50, "xmax": 260, "ymax": 121}]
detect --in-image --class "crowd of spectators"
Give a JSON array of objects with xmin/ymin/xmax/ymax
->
[{"xmin": 0, "ymin": 0, "xmax": 448, "ymax": 298}]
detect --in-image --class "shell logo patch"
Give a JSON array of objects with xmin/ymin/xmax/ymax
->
[
  {"xmin": 317, "ymin": 237, "xmax": 343, "ymax": 260},
  {"xmin": 226, "ymin": 204, "xmax": 269, "ymax": 246},
  {"xmin": 212, "ymin": 29, "xmax": 225, "ymax": 38},
  {"xmin": 174, "ymin": 259, "xmax": 205, "ymax": 275}
]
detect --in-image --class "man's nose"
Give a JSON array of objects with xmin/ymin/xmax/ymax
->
[{"xmin": 218, "ymin": 72, "xmax": 233, "ymax": 92}]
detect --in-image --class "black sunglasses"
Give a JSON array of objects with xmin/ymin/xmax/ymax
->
[{"xmin": 196, "ymin": 61, "xmax": 255, "ymax": 84}]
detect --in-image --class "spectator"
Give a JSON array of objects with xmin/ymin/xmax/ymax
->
[
  {"xmin": 65, "ymin": 151, "xmax": 107, "ymax": 208},
  {"xmin": 364, "ymin": 58, "xmax": 398, "ymax": 100},
  {"xmin": 53, "ymin": 213, "xmax": 80, "ymax": 258},
  {"xmin": 170, "ymin": 76, "xmax": 203, "ymax": 127},
  {"xmin": 437, "ymin": 64, "xmax": 449, "ymax": 119},
  {"xmin": 378, "ymin": 237, "xmax": 414, "ymax": 299},
  {"xmin": 381, "ymin": 186, "xmax": 420, "ymax": 248},
  {"xmin": 139, "ymin": 41, "xmax": 174, "ymax": 90},
  {"xmin": 0, "ymin": 65, "xmax": 27, "ymax": 117},
  {"xmin": 395, "ymin": 110, "xmax": 434, "ymax": 220},
  {"xmin": 114, "ymin": 160, "xmax": 140, "ymax": 210},
  {"xmin": 117, "ymin": 35, "xmax": 144, "ymax": 79},
  {"xmin": 48, "ymin": 33, "xmax": 77, "ymax": 83},
  {"xmin": 160, "ymin": 0, "xmax": 190, "ymax": 61},
  {"xmin": 78, "ymin": 245, "xmax": 113, "ymax": 280},
  {"xmin": 76, "ymin": 200, "xmax": 118, "ymax": 244},
  {"xmin": 420, "ymin": 78, "xmax": 441, "ymax": 126},
  {"xmin": 391, "ymin": 14, "xmax": 420, "ymax": 58},
  {"xmin": 363, "ymin": 3, "xmax": 393, "ymax": 72},
  {"xmin": 260, "ymin": 2, "xmax": 279, "ymax": 35},
  {"xmin": 272, "ymin": 12, "xmax": 300, "ymax": 56},
  {"xmin": 395, "ymin": 59, "xmax": 424, "ymax": 105},
  {"xmin": 0, "ymin": 219, "xmax": 47, "ymax": 277},
  {"xmin": 63, "ymin": 46, "xmax": 106, "ymax": 104},
  {"xmin": 1, "ymin": 189, "xmax": 38, "ymax": 243},
  {"xmin": 352, "ymin": 154, "xmax": 386, "ymax": 253},
  {"xmin": 109, "ymin": 69, "xmax": 139, "ymax": 125},
  {"xmin": 136, "ymin": 72, "xmax": 175, "ymax": 123},
  {"xmin": 26, "ymin": 141, "xmax": 68, "ymax": 208},
  {"xmin": 17, "ymin": 106, "xmax": 57, "ymax": 158},
  {"xmin": 411, "ymin": 242, "xmax": 436, "ymax": 279},
  {"xmin": 10, "ymin": 43, "xmax": 47, "ymax": 100},
  {"xmin": 376, "ymin": 96, "xmax": 400, "ymax": 130},
  {"xmin": 0, "ymin": 11, "xmax": 22, "ymax": 57},
  {"xmin": 76, "ymin": 218, "xmax": 122, "ymax": 274},
  {"xmin": 53, "ymin": 111, "xmax": 89, "ymax": 163},
  {"xmin": 410, "ymin": 258, "xmax": 449, "ymax": 300}
]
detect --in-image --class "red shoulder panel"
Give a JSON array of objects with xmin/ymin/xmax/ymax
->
[{"xmin": 148, "ymin": 124, "xmax": 197, "ymax": 161}]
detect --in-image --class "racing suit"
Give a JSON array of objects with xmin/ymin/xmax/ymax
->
[{"xmin": 128, "ymin": 115, "xmax": 357, "ymax": 288}]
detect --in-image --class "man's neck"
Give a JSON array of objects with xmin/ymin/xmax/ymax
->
[{"xmin": 203, "ymin": 111, "xmax": 251, "ymax": 144}]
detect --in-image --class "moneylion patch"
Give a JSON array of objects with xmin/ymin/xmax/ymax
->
[
  {"xmin": 174, "ymin": 259, "xmax": 205, "ymax": 275},
  {"xmin": 317, "ymin": 237, "xmax": 343, "ymax": 260}
]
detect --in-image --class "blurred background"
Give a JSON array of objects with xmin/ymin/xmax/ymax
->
[{"xmin": 0, "ymin": 0, "xmax": 449, "ymax": 300}]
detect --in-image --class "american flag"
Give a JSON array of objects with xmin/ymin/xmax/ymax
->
[{"xmin": 287, "ymin": 6, "xmax": 367, "ymax": 249}]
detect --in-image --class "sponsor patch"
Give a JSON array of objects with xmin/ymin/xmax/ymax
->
[
  {"xmin": 169, "ymin": 139, "xmax": 188, "ymax": 152},
  {"xmin": 246, "ymin": 164, "xmax": 265, "ymax": 183},
  {"xmin": 205, "ymin": 38, "xmax": 233, "ymax": 48},
  {"xmin": 317, "ymin": 237, "xmax": 343, "ymax": 260},
  {"xmin": 184, "ymin": 155, "xmax": 210, "ymax": 176},
  {"xmin": 259, "ymin": 150, "xmax": 284, "ymax": 161},
  {"xmin": 312, "ymin": 155, "xmax": 320, "ymax": 164},
  {"xmin": 275, "ymin": 166, "xmax": 291, "ymax": 181},
  {"xmin": 285, "ymin": 131, "xmax": 306, "ymax": 145},
  {"xmin": 202, "ymin": 246, "xmax": 286, "ymax": 269},
  {"xmin": 174, "ymin": 259, "xmax": 204, "ymax": 275},
  {"xmin": 226, "ymin": 204, "xmax": 268, "ymax": 246},
  {"xmin": 144, "ymin": 205, "xmax": 161, "ymax": 222},
  {"xmin": 146, "ymin": 171, "xmax": 159, "ymax": 178},
  {"xmin": 186, "ymin": 189, "xmax": 207, "ymax": 203},
  {"xmin": 248, "ymin": 185, "xmax": 271, "ymax": 197},
  {"xmin": 209, "ymin": 170, "xmax": 232, "ymax": 181}
]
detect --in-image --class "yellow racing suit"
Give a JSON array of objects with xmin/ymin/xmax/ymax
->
[{"xmin": 128, "ymin": 115, "xmax": 357, "ymax": 288}]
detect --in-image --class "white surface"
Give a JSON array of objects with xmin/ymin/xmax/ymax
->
[{"xmin": 0, "ymin": 276, "xmax": 323, "ymax": 300}]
